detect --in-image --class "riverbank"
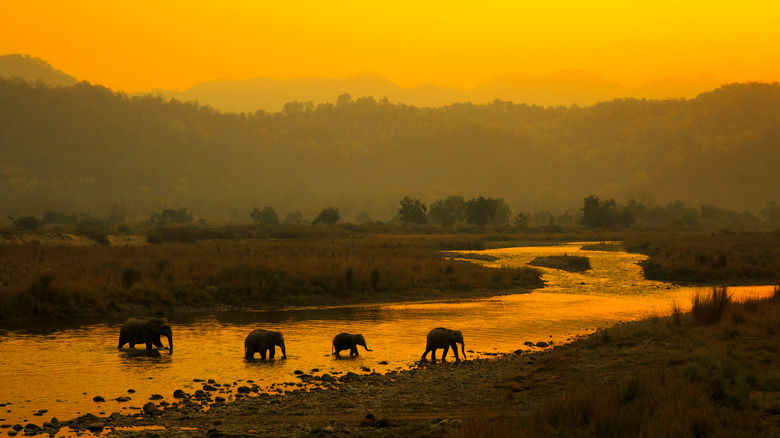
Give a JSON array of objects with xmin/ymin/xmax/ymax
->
[
  {"xmin": 0, "ymin": 235, "xmax": 543, "ymax": 320},
  {"xmin": 42, "ymin": 287, "xmax": 779, "ymax": 437}
]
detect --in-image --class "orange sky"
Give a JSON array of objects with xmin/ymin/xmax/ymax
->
[{"xmin": 1, "ymin": 1, "xmax": 778, "ymax": 93}]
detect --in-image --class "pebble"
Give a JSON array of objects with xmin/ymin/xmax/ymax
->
[{"xmin": 92, "ymin": 396, "xmax": 105, "ymax": 402}]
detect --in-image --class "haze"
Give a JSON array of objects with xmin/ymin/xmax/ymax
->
[{"xmin": 2, "ymin": 1, "xmax": 778, "ymax": 93}]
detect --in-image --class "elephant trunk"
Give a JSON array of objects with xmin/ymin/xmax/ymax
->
[
  {"xmin": 167, "ymin": 334, "xmax": 173, "ymax": 352},
  {"xmin": 280, "ymin": 343, "xmax": 286, "ymax": 359},
  {"xmin": 461, "ymin": 343, "xmax": 466, "ymax": 359},
  {"xmin": 362, "ymin": 343, "xmax": 372, "ymax": 352}
]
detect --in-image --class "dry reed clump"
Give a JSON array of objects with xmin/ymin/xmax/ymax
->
[
  {"xmin": 0, "ymin": 236, "xmax": 543, "ymax": 318},
  {"xmin": 691, "ymin": 287, "xmax": 731, "ymax": 326}
]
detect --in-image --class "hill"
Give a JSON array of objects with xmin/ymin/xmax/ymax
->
[
  {"xmin": 0, "ymin": 54, "xmax": 78, "ymax": 87},
  {"xmin": 147, "ymin": 70, "xmax": 721, "ymax": 113},
  {"xmin": 0, "ymin": 78, "xmax": 778, "ymax": 223}
]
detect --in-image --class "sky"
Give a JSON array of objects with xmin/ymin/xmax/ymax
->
[{"xmin": 1, "ymin": 1, "xmax": 779, "ymax": 93}]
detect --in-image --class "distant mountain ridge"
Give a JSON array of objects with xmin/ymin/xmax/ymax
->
[
  {"xmin": 150, "ymin": 70, "xmax": 722, "ymax": 113},
  {"xmin": 0, "ymin": 54, "xmax": 722, "ymax": 112}
]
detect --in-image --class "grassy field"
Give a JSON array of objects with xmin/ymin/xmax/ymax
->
[
  {"xmin": 0, "ymin": 234, "xmax": 543, "ymax": 319},
  {"xmin": 623, "ymin": 231, "xmax": 780, "ymax": 284},
  {"xmin": 455, "ymin": 287, "xmax": 780, "ymax": 437}
]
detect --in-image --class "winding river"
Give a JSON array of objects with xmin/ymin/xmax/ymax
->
[{"xmin": 0, "ymin": 243, "xmax": 775, "ymax": 429}]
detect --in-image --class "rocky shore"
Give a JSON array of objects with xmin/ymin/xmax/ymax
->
[{"xmin": 5, "ymin": 347, "xmax": 545, "ymax": 437}]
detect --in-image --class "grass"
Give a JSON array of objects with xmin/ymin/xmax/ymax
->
[
  {"xmin": 528, "ymin": 254, "xmax": 591, "ymax": 272},
  {"xmin": 0, "ymin": 235, "xmax": 543, "ymax": 319},
  {"xmin": 623, "ymin": 231, "xmax": 780, "ymax": 284},
  {"xmin": 456, "ymin": 285, "xmax": 780, "ymax": 437}
]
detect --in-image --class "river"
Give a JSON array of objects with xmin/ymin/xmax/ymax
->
[{"xmin": 0, "ymin": 243, "xmax": 775, "ymax": 428}]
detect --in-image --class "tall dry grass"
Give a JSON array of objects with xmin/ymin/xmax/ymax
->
[
  {"xmin": 455, "ymin": 285, "xmax": 780, "ymax": 437},
  {"xmin": 0, "ymin": 235, "xmax": 543, "ymax": 319},
  {"xmin": 623, "ymin": 231, "xmax": 780, "ymax": 283}
]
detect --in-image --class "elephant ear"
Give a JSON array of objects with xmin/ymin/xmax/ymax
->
[{"xmin": 150, "ymin": 318, "xmax": 164, "ymax": 333}]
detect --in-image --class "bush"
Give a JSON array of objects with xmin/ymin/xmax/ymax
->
[{"xmin": 13, "ymin": 216, "xmax": 40, "ymax": 231}]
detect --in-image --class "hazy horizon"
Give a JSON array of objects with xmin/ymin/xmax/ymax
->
[{"xmin": 1, "ymin": 2, "xmax": 777, "ymax": 93}]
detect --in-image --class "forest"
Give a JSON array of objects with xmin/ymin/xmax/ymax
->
[{"xmin": 1, "ymin": 78, "xmax": 778, "ymax": 224}]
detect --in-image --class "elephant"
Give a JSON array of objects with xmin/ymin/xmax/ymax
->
[
  {"xmin": 332, "ymin": 333, "xmax": 372, "ymax": 357},
  {"xmin": 421, "ymin": 327, "xmax": 465, "ymax": 362},
  {"xmin": 118, "ymin": 317, "xmax": 173, "ymax": 351},
  {"xmin": 244, "ymin": 329, "xmax": 286, "ymax": 360}
]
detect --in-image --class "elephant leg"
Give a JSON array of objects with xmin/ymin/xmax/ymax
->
[
  {"xmin": 452, "ymin": 344, "xmax": 460, "ymax": 361},
  {"xmin": 145, "ymin": 341, "xmax": 154, "ymax": 349},
  {"xmin": 442, "ymin": 345, "xmax": 450, "ymax": 360},
  {"xmin": 334, "ymin": 348, "xmax": 342, "ymax": 357},
  {"xmin": 421, "ymin": 348, "xmax": 431, "ymax": 360},
  {"xmin": 128, "ymin": 343, "xmax": 136, "ymax": 348},
  {"xmin": 351, "ymin": 346, "xmax": 358, "ymax": 356},
  {"xmin": 269, "ymin": 348, "xmax": 276, "ymax": 359},
  {"xmin": 259, "ymin": 350, "xmax": 267, "ymax": 360},
  {"xmin": 431, "ymin": 349, "xmax": 438, "ymax": 361},
  {"xmin": 153, "ymin": 338, "xmax": 163, "ymax": 348}
]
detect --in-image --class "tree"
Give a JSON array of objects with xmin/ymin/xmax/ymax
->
[
  {"xmin": 250, "ymin": 206, "xmax": 280, "ymax": 225},
  {"xmin": 761, "ymin": 201, "xmax": 780, "ymax": 226},
  {"xmin": 283, "ymin": 211, "xmax": 306, "ymax": 225},
  {"xmin": 150, "ymin": 207, "xmax": 193, "ymax": 225},
  {"xmin": 465, "ymin": 196, "xmax": 499, "ymax": 227},
  {"xmin": 428, "ymin": 195, "xmax": 466, "ymax": 227},
  {"xmin": 581, "ymin": 195, "xmax": 634, "ymax": 228},
  {"xmin": 514, "ymin": 212, "xmax": 529, "ymax": 226},
  {"xmin": 398, "ymin": 197, "xmax": 427, "ymax": 225},
  {"xmin": 312, "ymin": 207, "xmax": 340, "ymax": 225},
  {"xmin": 13, "ymin": 215, "xmax": 40, "ymax": 231}
]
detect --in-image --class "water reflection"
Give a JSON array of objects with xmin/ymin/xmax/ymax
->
[{"xmin": 0, "ymin": 243, "xmax": 776, "ymax": 429}]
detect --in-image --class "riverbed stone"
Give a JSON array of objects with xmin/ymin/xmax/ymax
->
[
  {"xmin": 116, "ymin": 396, "xmax": 131, "ymax": 402},
  {"xmin": 173, "ymin": 390, "xmax": 186, "ymax": 398},
  {"xmin": 150, "ymin": 394, "xmax": 164, "ymax": 400},
  {"xmin": 92, "ymin": 396, "xmax": 105, "ymax": 402}
]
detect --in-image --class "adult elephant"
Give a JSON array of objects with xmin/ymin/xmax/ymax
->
[
  {"xmin": 244, "ymin": 329, "xmax": 286, "ymax": 360},
  {"xmin": 421, "ymin": 327, "xmax": 465, "ymax": 362},
  {"xmin": 332, "ymin": 333, "xmax": 372, "ymax": 357},
  {"xmin": 118, "ymin": 317, "xmax": 173, "ymax": 352}
]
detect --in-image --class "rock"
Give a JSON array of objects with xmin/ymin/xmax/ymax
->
[
  {"xmin": 376, "ymin": 418, "xmax": 391, "ymax": 428},
  {"xmin": 150, "ymin": 394, "xmax": 164, "ymax": 400},
  {"xmin": 293, "ymin": 370, "xmax": 303, "ymax": 375},
  {"xmin": 236, "ymin": 386, "xmax": 251, "ymax": 393},
  {"xmin": 321, "ymin": 374, "xmax": 334, "ymax": 382},
  {"xmin": 127, "ymin": 389, "xmax": 135, "ymax": 393},
  {"xmin": 322, "ymin": 426, "xmax": 335, "ymax": 433},
  {"xmin": 115, "ymin": 396, "xmax": 131, "ymax": 402},
  {"xmin": 92, "ymin": 396, "xmax": 105, "ymax": 402},
  {"xmin": 378, "ymin": 361, "xmax": 388, "ymax": 365},
  {"xmin": 360, "ymin": 366, "xmax": 371, "ymax": 372},
  {"xmin": 142, "ymin": 402, "xmax": 162, "ymax": 416},
  {"xmin": 202, "ymin": 385, "xmax": 217, "ymax": 391},
  {"xmin": 535, "ymin": 342, "xmax": 549, "ymax": 348},
  {"xmin": 214, "ymin": 397, "xmax": 226, "ymax": 403},
  {"xmin": 8, "ymin": 431, "xmax": 17, "ymax": 437},
  {"xmin": 513, "ymin": 349, "xmax": 524, "ymax": 355},
  {"xmin": 450, "ymin": 419, "xmax": 463, "ymax": 429},
  {"xmin": 523, "ymin": 341, "xmax": 534, "ymax": 347},
  {"xmin": 173, "ymin": 390, "xmax": 186, "ymax": 398},
  {"xmin": 12, "ymin": 425, "xmax": 23, "ymax": 431},
  {"xmin": 87, "ymin": 423, "xmax": 103, "ymax": 432}
]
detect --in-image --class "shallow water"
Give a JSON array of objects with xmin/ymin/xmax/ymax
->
[{"xmin": 0, "ymin": 243, "xmax": 775, "ymax": 428}]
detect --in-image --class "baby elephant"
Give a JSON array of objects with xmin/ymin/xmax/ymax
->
[
  {"xmin": 332, "ymin": 333, "xmax": 372, "ymax": 357},
  {"xmin": 245, "ymin": 329, "xmax": 286, "ymax": 360},
  {"xmin": 421, "ymin": 327, "xmax": 465, "ymax": 362}
]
